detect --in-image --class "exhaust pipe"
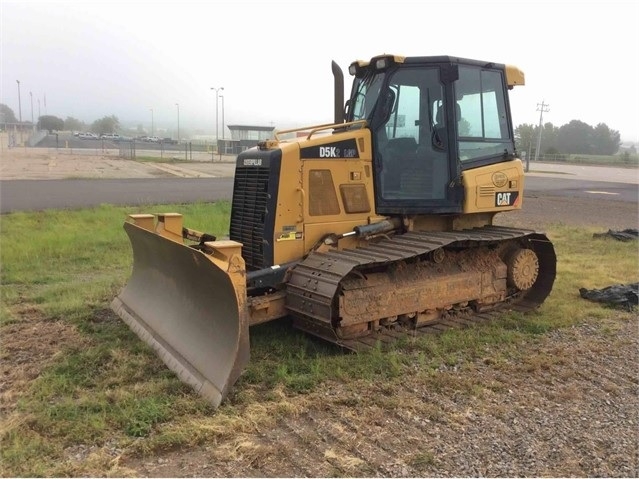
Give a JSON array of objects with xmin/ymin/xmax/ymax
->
[{"xmin": 332, "ymin": 60, "xmax": 344, "ymax": 124}]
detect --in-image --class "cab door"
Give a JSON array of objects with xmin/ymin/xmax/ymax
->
[{"xmin": 371, "ymin": 65, "xmax": 463, "ymax": 215}]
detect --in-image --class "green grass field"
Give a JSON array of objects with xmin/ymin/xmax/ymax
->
[{"xmin": 1, "ymin": 203, "xmax": 637, "ymax": 476}]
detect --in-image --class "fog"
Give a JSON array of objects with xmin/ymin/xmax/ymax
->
[{"xmin": 2, "ymin": 0, "xmax": 638, "ymax": 142}]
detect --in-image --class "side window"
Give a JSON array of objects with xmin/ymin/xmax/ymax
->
[{"xmin": 456, "ymin": 67, "xmax": 511, "ymax": 162}]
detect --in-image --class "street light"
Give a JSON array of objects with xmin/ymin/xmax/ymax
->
[
  {"xmin": 149, "ymin": 108, "xmax": 154, "ymax": 136},
  {"xmin": 16, "ymin": 80, "xmax": 22, "ymax": 143},
  {"xmin": 175, "ymin": 103, "xmax": 180, "ymax": 142},
  {"xmin": 210, "ymin": 86, "xmax": 224, "ymax": 142},
  {"xmin": 30, "ymin": 91, "xmax": 34, "ymax": 131},
  {"xmin": 219, "ymin": 95, "xmax": 225, "ymax": 140}
]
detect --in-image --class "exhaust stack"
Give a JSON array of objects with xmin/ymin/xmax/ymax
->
[{"xmin": 332, "ymin": 60, "xmax": 344, "ymax": 124}]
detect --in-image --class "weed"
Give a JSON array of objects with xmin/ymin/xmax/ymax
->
[{"xmin": 410, "ymin": 451, "xmax": 436, "ymax": 468}]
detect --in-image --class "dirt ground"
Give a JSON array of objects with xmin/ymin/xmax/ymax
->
[
  {"xmin": 0, "ymin": 147, "xmax": 237, "ymax": 180},
  {"xmin": 1, "ymin": 148, "xmax": 638, "ymax": 477}
]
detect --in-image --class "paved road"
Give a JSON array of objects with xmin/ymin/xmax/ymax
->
[
  {"xmin": 1, "ymin": 175, "xmax": 637, "ymax": 214},
  {"xmin": 0, "ymin": 178, "xmax": 234, "ymax": 213},
  {"xmin": 524, "ymin": 177, "xmax": 637, "ymax": 202}
]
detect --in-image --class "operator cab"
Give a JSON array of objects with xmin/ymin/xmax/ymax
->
[{"xmin": 345, "ymin": 55, "xmax": 520, "ymax": 215}]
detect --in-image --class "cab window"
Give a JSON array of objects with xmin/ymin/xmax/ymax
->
[{"xmin": 455, "ymin": 67, "xmax": 512, "ymax": 162}]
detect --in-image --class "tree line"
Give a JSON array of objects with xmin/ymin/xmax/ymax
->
[
  {"xmin": 38, "ymin": 114, "xmax": 120, "ymax": 136},
  {"xmin": 515, "ymin": 120, "xmax": 622, "ymax": 156},
  {"xmin": 0, "ymin": 104, "xmax": 120, "ymax": 136}
]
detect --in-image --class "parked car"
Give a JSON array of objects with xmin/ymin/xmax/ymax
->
[
  {"xmin": 161, "ymin": 137, "xmax": 178, "ymax": 145},
  {"xmin": 78, "ymin": 132, "xmax": 99, "ymax": 139}
]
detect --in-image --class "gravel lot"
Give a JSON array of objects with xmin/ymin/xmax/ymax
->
[{"xmin": 123, "ymin": 319, "xmax": 638, "ymax": 477}]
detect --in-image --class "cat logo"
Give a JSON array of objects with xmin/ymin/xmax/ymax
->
[{"xmin": 495, "ymin": 191, "xmax": 519, "ymax": 207}]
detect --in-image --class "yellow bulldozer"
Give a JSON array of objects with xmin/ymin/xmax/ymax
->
[{"xmin": 111, "ymin": 54, "xmax": 556, "ymax": 407}]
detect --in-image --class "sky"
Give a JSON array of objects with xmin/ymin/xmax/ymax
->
[{"xmin": 1, "ymin": 0, "xmax": 638, "ymax": 142}]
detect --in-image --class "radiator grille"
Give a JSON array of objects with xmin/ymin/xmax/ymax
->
[{"xmin": 229, "ymin": 165, "xmax": 270, "ymax": 270}]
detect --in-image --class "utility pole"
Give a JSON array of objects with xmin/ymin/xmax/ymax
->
[{"xmin": 534, "ymin": 101, "xmax": 550, "ymax": 162}]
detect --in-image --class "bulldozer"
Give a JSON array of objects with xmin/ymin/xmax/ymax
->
[{"xmin": 111, "ymin": 54, "xmax": 556, "ymax": 408}]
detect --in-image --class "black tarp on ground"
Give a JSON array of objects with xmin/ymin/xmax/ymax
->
[
  {"xmin": 592, "ymin": 228, "xmax": 639, "ymax": 241},
  {"xmin": 579, "ymin": 283, "xmax": 639, "ymax": 310}
]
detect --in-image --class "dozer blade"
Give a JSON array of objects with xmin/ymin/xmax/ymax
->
[{"xmin": 111, "ymin": 220, "xmax": 249, "ymax": 408}]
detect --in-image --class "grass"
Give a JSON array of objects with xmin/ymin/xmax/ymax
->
[
  {"xmin": 536, "ymin": 153, "xmax": 639, "ymax": 167},
  {"xmin": 0, "ymin": 205, "xmax": 637, "ymax": 476}
]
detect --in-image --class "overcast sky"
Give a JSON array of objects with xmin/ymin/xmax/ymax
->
[{"xmin": 2, "ymin": 0, "xmax": 638, "ymax": 142}]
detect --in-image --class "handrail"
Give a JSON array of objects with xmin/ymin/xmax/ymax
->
[{"xmin": 274, "ymin": 120, "xmax": 367, "ymax": 142}]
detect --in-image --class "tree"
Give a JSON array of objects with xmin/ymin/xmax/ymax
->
[
  {"xmin": 515, "ymin": 122, "xmax": 558, "ymax": 156},
  {"xmin": 0, "ymin": 104, "xmax": 18, "ymax": 124},
  {"xmin": 556, "ymin": 120, "xmax": 592, "ymax": 154},
  {"xmin": 91, "ymin": 115, "xmax": 120, "ymax": 135},
  {"xmin": 592, "ymin": 123, "xmax": 621, "ymax": 155},
  {"xmin": 517, "ymin": 119, "xmax": 622, "ymax": 156},
  {"xmin": 64, "ymin": 116, "xmax": 85, "ymax": 132},
  {"xmin": 540, "ymin": 122, "xmax": 559, "ymax": 154},
  {"xmin": 458, "ymin": 118, "xmax": 472, "ymax": 136},
  {"xmin": 38, "ymin": 115, "xmax": 64, "ymax": 133},
  {"xmin": 515, "ymin": 123, "xmax": 535, "ymax": 154}
]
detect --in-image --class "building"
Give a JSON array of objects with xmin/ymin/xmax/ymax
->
[{"xmin": 220, "ymin": 124, "xmax": 276, "ymax": 154}]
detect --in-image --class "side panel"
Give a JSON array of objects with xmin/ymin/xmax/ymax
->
[
  {"xmin": 462, "ymin": 159, "xmax": 525, "ymax": 213},
  {"xmin": 298, "ymin": 130, "xmax": 380, "ymax": 252},
  {"xmin": 271, "ymin": 145, "xmax": 306, "ymax": 266}
]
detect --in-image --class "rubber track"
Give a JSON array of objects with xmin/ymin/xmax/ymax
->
[{"xmin": 285, "ymin": 225, "xmax": 556, "ymax": 351}]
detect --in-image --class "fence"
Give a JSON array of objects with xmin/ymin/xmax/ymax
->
[{"xmin": 117, "ymin": 141, "xmax": 236, "ymax": 162}]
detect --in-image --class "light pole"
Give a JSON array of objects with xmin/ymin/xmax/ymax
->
[
  {"xmin": 30, "ymin": 92, "xmax": 34, "ymax": 131},
  {"xmin": 149, "ymin": 108, "xmax": 154, "ymax": 136},
  {"xmin": 38, "ymin": 98, "xmax": 41, "ymax": 120},
  {"xmin": 210, "ymin": 86, "xmax": 224, "ymax": 143},
  {"xmin": 219, "ymin": 95, "xmax": 225, "ymax": 140},
  {"xmin": 175, "ymin": 103, "xmax": 180, "ymax": 142},
  {"xmin": 16, "ymin": 80, "xmax": 22, "ymax": 143}
]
